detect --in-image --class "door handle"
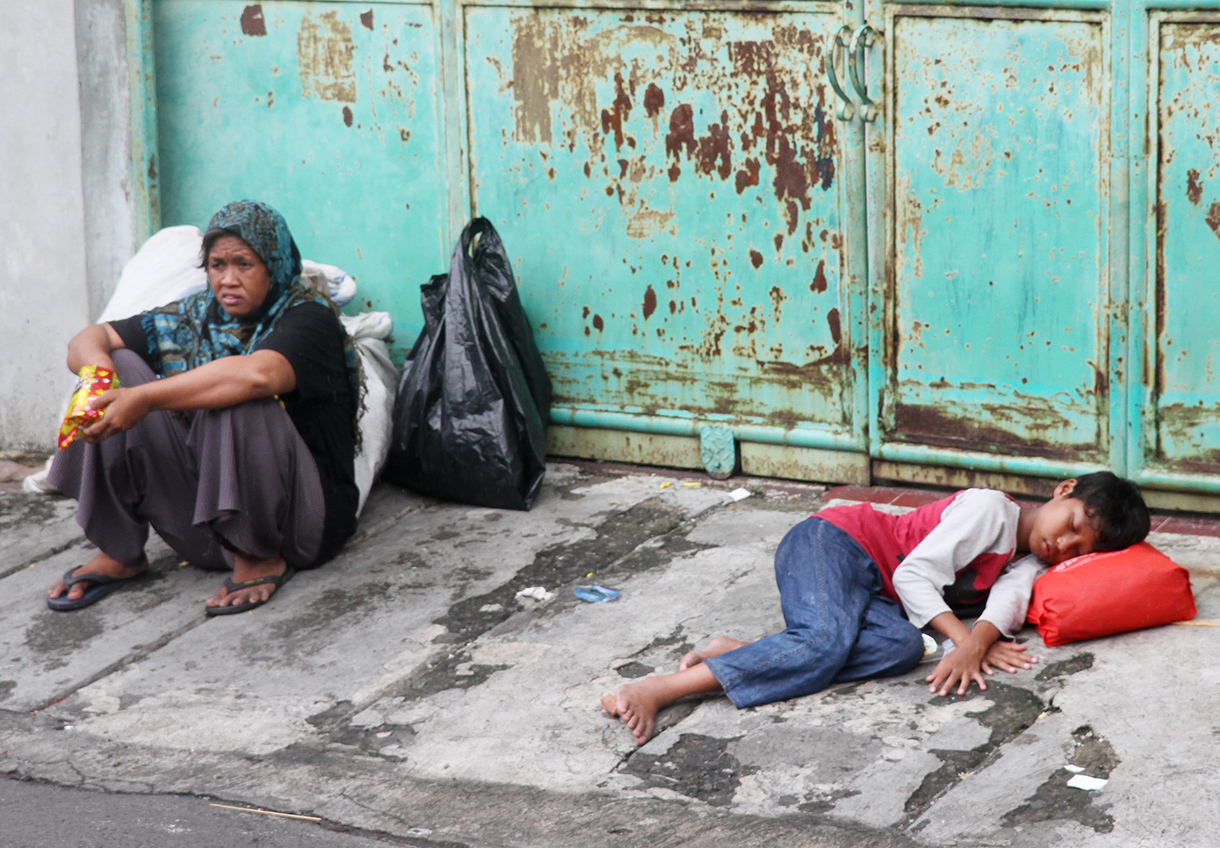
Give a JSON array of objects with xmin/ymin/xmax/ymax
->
[
  {"xmin": 825, "ymin": 25, "xmax": 856, "ymax": 122},
  {"xmin": 848, "ymin": 24, "xmax": 880, "ymax": 123}
]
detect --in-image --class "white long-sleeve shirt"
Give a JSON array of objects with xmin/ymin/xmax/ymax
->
[{"xmin": 818, "ymin": 489, "xmax": 1047, "ymax": 635}]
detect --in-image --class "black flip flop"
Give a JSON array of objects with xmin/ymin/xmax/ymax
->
[
  {"xmin": 205, "ymin": 567, "xmax": 295, "ymax": 617},
  {"xmin": 47, "ymin": 566, "xmax": 146, "ymax": 611}
]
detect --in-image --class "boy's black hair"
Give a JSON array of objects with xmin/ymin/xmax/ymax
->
[{"xmin": 1070, "ymin": 471, "xmax": 1150, "ymax": 551}]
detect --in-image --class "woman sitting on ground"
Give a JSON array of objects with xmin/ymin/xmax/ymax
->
[{"xmin": 46, "ymin": 200, "xmax": 361, "ymax": 615}]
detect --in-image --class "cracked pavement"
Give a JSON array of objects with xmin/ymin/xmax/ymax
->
[{"xmin": 2, "ymin": 462, "xmax": 1219, "ymax": 847}]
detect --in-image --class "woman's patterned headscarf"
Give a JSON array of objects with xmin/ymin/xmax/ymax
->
[{"xmin": 139, "ymin": 200, "xmax": 363, "ymax": 414}]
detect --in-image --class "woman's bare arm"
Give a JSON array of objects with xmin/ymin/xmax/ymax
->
[
  {"xmin": 66, "ymin": 323, "xmax": 126, "ymax": 373},
  {"xmin": 78, "ymin": 350, "xmax": 297, "ymax": 442}
]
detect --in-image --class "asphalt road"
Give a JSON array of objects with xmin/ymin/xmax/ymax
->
[{"xmin": 0, "ymin": 777, "xmax": 436, "ymax": 848}]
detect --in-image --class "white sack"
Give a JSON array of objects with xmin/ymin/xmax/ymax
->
[
  {"xmin": 341, "ymin": 312, "xmax": 397, "ymax": 516},
  {"xmin": 301, "ymin": 260, "xmax": 357, "ymax": 307},
  {"xmin": 97, "ymin": 225, "xmax": 207, "ymax": 322}
]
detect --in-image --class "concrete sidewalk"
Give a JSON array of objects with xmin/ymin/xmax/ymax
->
[{"xmin": 2, "ymin": 462, "xmax": 1218, "ymax": 847}]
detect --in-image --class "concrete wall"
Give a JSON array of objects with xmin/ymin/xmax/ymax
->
[
  {"xmin": 0, "ymin": 0, "xmax": 133, "ymax": 450},
  {"xmin": 76, "ymin": 0, "xmax": 136, "ymax": 320}
]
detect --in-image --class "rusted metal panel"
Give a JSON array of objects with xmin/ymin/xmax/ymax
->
[
  {"xmin": 465, "ymin": 9, "xmax": 860, "ymax": 445},
  {"xmin": 152, "ymin": 0, "xmax": 447, "ymax": 340},
  {"xmin": 1150, "ymin": 20, "xmax": 1220, "ymax": 473},
  {"xmin": 880, "ymin": 9, "xmax": 1110, "ymax": 463},
  {"xmin": 741, "ymin": 441, "xmax": 870, "ymax": 484},
  {"xmin": 546, "ymin": 426, "xmax": 704, "ymax": 470}
]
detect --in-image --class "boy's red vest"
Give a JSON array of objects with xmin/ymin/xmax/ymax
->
[{"xmin": 816, "ymin": 493, "xmax": 1015, "ymax": 610}]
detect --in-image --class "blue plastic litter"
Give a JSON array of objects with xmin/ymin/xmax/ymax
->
[{"xmin": 574, "ymin": 585, "xmax": 621, "ymax": 603}]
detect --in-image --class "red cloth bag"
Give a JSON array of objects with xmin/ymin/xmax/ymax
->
[{"xmin": 1027, "ymin": 542, "xmax": 1196, "ymax": 647}]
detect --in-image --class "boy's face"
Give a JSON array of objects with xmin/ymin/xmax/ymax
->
[{"xmin": 1028, "ymin": 479, "xmax": 1099, "ymax": 565}]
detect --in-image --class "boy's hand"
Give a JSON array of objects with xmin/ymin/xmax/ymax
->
[
  {"xmin": 926, "ymin": 637, "xmax": 989, "ymax": 697},
  {"xmin": 981, "ymin": 639, "xmax": 1036, "ymax": 675},
  {"xmin": 925, "ymin": 635, "xmax": 1037, "ymax": 696}
]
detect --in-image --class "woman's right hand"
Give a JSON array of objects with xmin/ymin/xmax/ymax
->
[{"xmin": 80, "ymin": 387, "xmax": 152, "ymax": 442}]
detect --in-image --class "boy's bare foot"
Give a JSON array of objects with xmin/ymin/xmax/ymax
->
[
  {"xmin": 679, "ymin": 635, "xmax": 750, "ymax": 670},
  {"xmin": 601, "ymin": 679, "xmax": 668, "ymax": 745},
  {"xmin": 47, "ymin": 550, "xmax": 147, "ymax": 603},
  {"xmin": 205, "ymin": 554, "xmax": 289, "ymax": 610},
  {"xmin": 601, "ymin": 664, "xmax": 725, "ymax": 745}
]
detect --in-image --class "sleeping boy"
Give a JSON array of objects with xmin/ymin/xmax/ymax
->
[{"xmin": 602, "ymin": 472, "xmax": 1150, "ymax": 744}]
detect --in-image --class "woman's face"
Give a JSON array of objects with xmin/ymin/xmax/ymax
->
[{"xmin": 208, "ymin": 234, "xmax": 272, "ymax": 318}]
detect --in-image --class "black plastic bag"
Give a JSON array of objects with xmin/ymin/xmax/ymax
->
[{"xmin": 385, "ymin": 218, "xmax": 552, "ymax": 510}]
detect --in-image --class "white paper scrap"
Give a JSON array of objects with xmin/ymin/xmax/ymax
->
[
  {"xmin": 1064, "ymin": 764, "xmax": 1086, "ymax": 773},
  {"xmin": 1067, "ymin": 774, "xmax": 1108, "ymax": 791},
  {"xmin": 516, "ymin": 587, "xmax": 555, "ymax": 604},
  {"xmin": 729, "ymin": 488, "xmax": 752, "ymax": 501}
]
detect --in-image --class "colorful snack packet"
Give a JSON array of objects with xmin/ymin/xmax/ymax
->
[{"xmin": 57, "ymin": 365, "xmax": 120, "ymax": 450}]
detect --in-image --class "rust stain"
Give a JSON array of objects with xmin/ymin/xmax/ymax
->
[
  {"xmin": 666, "ymin": 104, "xmax": 696, "ymax": 180},
  {"xmin": 298, "ymin": 11, "xmax": 356, "ymax": 102},
  {"xmin": 750, "ymin": 249, "xmax": 764, "ymax": 269},
  {"xmin": 1208, "ymin": 202, "xmax": 1220, "ymax": 240},
  {"xmin": 735, "ymin": 157, "xmax": 760, "ymax": 195},
  {"xmin": 644, "ymin": 83, "xmax": 665, "ymax": 118},
  {"xmin": 772, "ymin": 141, "xmax": 811, "ymax": 212},
  {"xmin": 508, "ymin": 15, "xmax": 668, "ymax": 148},
  {"xmin": 893, "ymin": 402, "xmax": 1080, "ymax": 459},
  {"xmin": 626, "ymin": 207, "xmax": 675, "ymax": 239},
  {"xmin": 510, "ymin": 16, "xmax": 560, "ymax": 144},
  {"xmin": 241, "ymin": 5, "xmax": 266, "ymax": 36},
  {"xmin": 1187, "ymin": 169, "xmax": 1203, "ymax": 205},
  {"xmin": 642, "ymin": 285, "xmax": 657, "ymax": 319},
  {"xmin": 696, "ymin": 111, "xmax": 733, "ymax": 180},
  {"xmin": 147, "ymin": 154, "xmax": 157, "ymax": 181},
  {"xmin": 768, "ymin": 285, "xmax": 785, "ymax": 319},
  {"xmin": 593, "ymin": 314, "xmax": 604, "ymax": 332},
  {"xmin": 1092, "ymin": 359, "xmax": 1108, "ymax": 399},
  {"xmin": 827, "ymin": 307, "xmax": 841, "ymax": 345},
  {"xmin": 1158, "ymin": 403, "xmax": 1220, "ymax": 468},
  {"xmin": 343, "ymin": 105, "xmax": 353, "ymax": 127},
  {"xmin": 360, "ymin": 10, "xmax": 374, "ymax": 31},
  {"xmin": 600, "ymin": 72, "xmax": 633, "ymax": 150},
  {"xmin": 810, "ymin": 258, "xmax": 827, "ymax": 293}
]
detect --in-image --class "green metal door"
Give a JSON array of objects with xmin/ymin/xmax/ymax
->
[
  {"xmin": 150, "ymin": 0, "xmax": 449, "ymax": 337},
  {"xmin": 463, "ymin": 7, "xmax": 866, "ymax": 477},
  {"xmin": 842, "ymin": 0, "xmax": 1220, "ymax": 497},
  {"xmin": 1130, "ymin": 11, "xmax": 1220, "ymax": 494},
  {"xmin": 854, "ymin": 3, "xmax": 1122, "ymax": 482}
]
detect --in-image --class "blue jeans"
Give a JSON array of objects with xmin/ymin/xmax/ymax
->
[{"xmin": 705, "ymin": 517, "xmax": 925, "ymax": 708}]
